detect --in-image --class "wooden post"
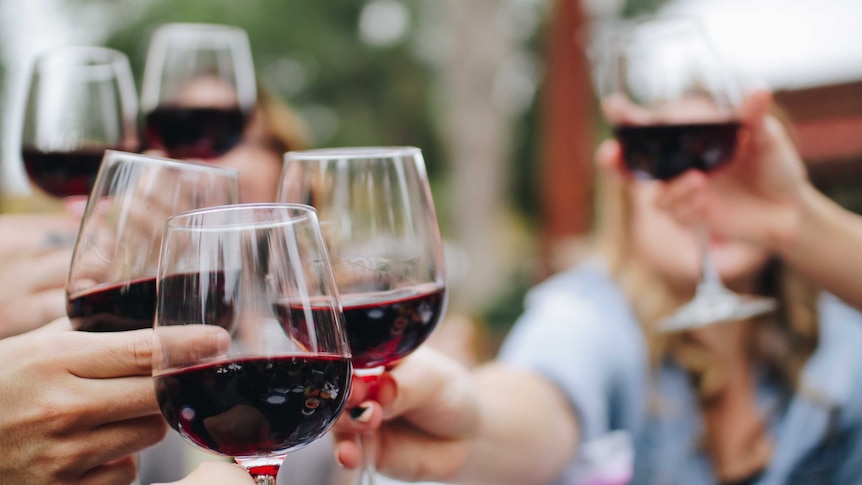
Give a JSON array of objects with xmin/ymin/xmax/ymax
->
[{"xmin": 537, "ymin": 0, "xmax": 595, "ymax": 278}]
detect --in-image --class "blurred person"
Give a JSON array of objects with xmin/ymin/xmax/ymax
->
[
  {"xmin": 329, "ymin": 90, "xmax": 862, "ymax": 485},
  {"xmin": 646, "ymin": 88, "xmax": 862, "ymax": 311}
]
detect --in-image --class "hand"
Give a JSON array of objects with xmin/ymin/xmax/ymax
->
[
  {"xmin": 0, "ymin": 213, "xmax": 79, "ymax": 337},
  {"xmin": 598, "ymin": 88, "xmax": 810, "ymax": 250},
  {"xmin": 0, "ymin": 322, "xmax": 229, "ymax": 485},
  {"xmin": 156, "ymin": 461, "xmax": 254, "ymax": 485},
  {"xmin": 332, "ymin": 346, "xmax": 480, "ymax": 482}
]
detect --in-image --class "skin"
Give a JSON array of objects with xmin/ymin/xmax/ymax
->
[
  {"xmin": 647, "ymin": 88, "xmax": 862, "ymax": 310},
  {"xmin": 156, "ymin": 462, "xmax": 255, "ymax": 485},
  {"xmin": 0, "ymin": 321, "xmax": 229, "ymax": 485},
  {"xmin": 0, "ymin": 213, "xmax": 80, "ymax": 338},
  {"xmin": 330, "ymin": 90, "xmax": 820, "ymax": 485}
]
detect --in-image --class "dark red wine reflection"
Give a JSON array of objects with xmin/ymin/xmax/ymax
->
[
  {"xmin": 154, "ymin": 354, "xmax": 351, "ymax": 457},
  {"xmin": 145, "ymin": 106, "xmax": 247, "ymax": 159},
  {"xmin": 276, "ymin": 286, "xmax": 447, "ymax": 369},
  {"xmin": 68, "ymin": 271, "xmax": 234, "ymax": 332},
  {"xmin": 614, "ymin": 121, "xmax": 741, "ymax": 180},
  {"xmin": 22, "ymin": 146, "xmax": 111, "ymax": 198},
  {"xmin": 67, "ymin": 277, "xmax": 157, "ymax": 332}
]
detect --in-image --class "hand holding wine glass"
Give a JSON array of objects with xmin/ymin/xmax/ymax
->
[
  {"xmin": 599, "ymin": 16, "xmax": 775, "ymax": 332},
  {"xmin": 153, "ymin": 203, "xmax": 352, "ymax": 485},
  {"xmin": 279, "ymin": 147, "xmax": 448, "ymax": 485},
  {"xmin": 141, "ymin": 23, "xmax": 256, "ymax": 160},
  {"xmin": 66, "ymin": 151, "xmax": 239, "ymax": 332},
  {"xmin": 21, "ymin": 46, "xmax": 138, "ymax": 206},
  {"xmin": 0, "ymin": 325, "xmax": 175, "ymax": 484}
]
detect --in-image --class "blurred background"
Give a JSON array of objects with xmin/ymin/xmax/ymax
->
[{"xmin": 2, "ymin": 0, "xmax": 862, "ymax": 358}]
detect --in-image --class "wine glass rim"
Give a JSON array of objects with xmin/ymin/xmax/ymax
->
[
  {"xmin": 102, "ymin": 150, "xmax": 239, "ymax": 178},
  {"xmin": 153, "ymin": 22, "xmax": 249, "ymax": 38},
  {"xmin": 618, "ymin": 14, "xmax": 707, "ymax": 41},
  {"xmin": 284, "ymin": 146, "xmax": 422, "ymax": 161},
  {"xmin": 165, "ymin": 202, "xmax": 319, "ymax": 231},
  {"xmin": 34, "ymin": 45, "xmax": 129, "ymax": 67}
]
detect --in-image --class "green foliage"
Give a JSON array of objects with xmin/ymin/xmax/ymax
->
[
  {"xmin": 104, "ymin": 0, "xmax": 444, "ymax": 179},
  {"xmin": 621, "ymin": 0, "xmax": 671, "ymax": 18}
]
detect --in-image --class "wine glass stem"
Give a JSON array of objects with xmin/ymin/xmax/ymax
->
[
  {"xmin": 697, "ymin": 225, "xmax": 726, "ymax": 296},
  {"xmin": 358, "ymin": 430, "xmax": 378, "ymax": 485},
  {"xmin": 355, "ymin": 369, "xmax": 383, "ymax": 485}
]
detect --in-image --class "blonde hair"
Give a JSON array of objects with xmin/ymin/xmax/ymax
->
[{"xmin": 589, "ymin": 170, "xmax": 819, "ymax": 405}]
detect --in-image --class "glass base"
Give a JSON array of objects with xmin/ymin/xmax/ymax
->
[{"xmin": 657, "ymin": 291, "xmax": 777, "ymax": 333}]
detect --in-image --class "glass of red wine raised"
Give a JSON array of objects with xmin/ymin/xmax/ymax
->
[
  {"xmin": 153, "ymin": 203, "xmax": 352, "ymax": 485},
  {"xmin": 21, "ymin": 46, "xmax": 138, "ymax": 208},
  {"xmin": 141, "ymin": 23, "xmax": 256, "ymax": 160},
  {"xmin": 66, "ymin": 150, "xmax": 239, "ymax": 332},
  {"xmin": 602, "ymin": 16, "xmax": 775, "ymax": 332},
  {"xmin": 279, "ymin": 147, "xmax": 448, "ymax": 485}
]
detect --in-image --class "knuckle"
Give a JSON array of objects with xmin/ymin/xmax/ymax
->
[{"xmin": 127, "ymin": 331, "xmax": 154, "ymax": 372}]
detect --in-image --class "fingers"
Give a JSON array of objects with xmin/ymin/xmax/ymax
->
[
  {"xmin": 0, "ymin": 288, "xmax": 67, "ymax": 338},
  {"xmin": 60, "ymin": 329, "xmax": 156, "ymax": 379},
  {"xmin": 737, "ymin": 88, "xmax": 785, "ymax": 157},
  {"xmin": 157, "ymin": 461, "xmax": 256, "ymax": 485},
  {"xmin": 383, "ymin": 347, "xmax": 479, "ymax": 438},
  {"xmin": 334, "ymin": 401, "xmax": 383, "ymax": 436},
  {"xmin": 32, "ymin": 316, "xmax": 74, "ymax": 334},
  {"xmin": 75, "ymin": 376, "xmax": 162, "ymax": 425},
  {"xmin": 153, "ymin": 325, "xmax": 232, "ymax": 371},
  {"xmin": 334, "ymin": 439, "xmax": 361, "ymax": 469},
  {"xmin": 595, "ymin": 139, "xmax": 627, "ymax": 177},
  {"xmin": 654, "ymin": 170, "xmax": 710, "ymax": 226},
  {"xmin": 70, "ymin": 414, "xmax": 167, "ymax": 477},
  {"xmin": 79, "ymin": 456, "xmax": 137, "ymax": 485},
  {"xmin": 601, "ymin": 93, "xmax": 654, "ymax": 125},
  {"xmin": 25, "ymin": 248, "xmax": 73, "ymax": 292}
]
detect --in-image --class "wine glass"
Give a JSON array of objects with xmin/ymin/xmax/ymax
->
[
  {"xmin": 21, "ymin": 46, "xmax": 139, "ymax": 207},
  {"xmin": 153, "ymin": 203, "xmax": 352, "ymax": 485},
  {"xmin": 279, "ymin": 147, "xmax": 448, "ymax": 485},
  {"xmin": 600, "ymin": 16, "xmax": 775, "ymax": 332},
  {"xmin": 66, "ymin": 150, "xmax": 239, "ymax": 332},
  {"xmin": 141, "ymin": 23, "xmax": 256, "ymax": 160}
]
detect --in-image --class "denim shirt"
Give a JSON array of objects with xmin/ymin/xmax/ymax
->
[{"xmin": 499, "ymin": 262, "xmax": 862, "ymax": 485}]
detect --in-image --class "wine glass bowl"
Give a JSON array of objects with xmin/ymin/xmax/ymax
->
[
  {"xmin": 141, "ymin": 23, "xmax": 256, "ymax": 160},
  {"xmin": 153, "ymin": 203, "xmax": 352, "ymax": 484},
  {"xmin": 21, "ymin": 46, "xmax": 138, "ymax": 199},
  {"xmin": 279, "ymin": 147, "xmax": 447, "ymax": 485},
  {"xmin": 600, "ymin": 16, "xmax": 776, "ymax": 332},
  {"xmin": 279, "ymin": 147, "xmax": 448, "ymax": 372},
  {"xmin": 66, "ymin": 150, "xmax": 239, "ymax": 332}
]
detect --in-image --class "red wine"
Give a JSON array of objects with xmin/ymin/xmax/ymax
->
[
  {"xmin": 155, "ymin": 354, "xmax": 351, "ymax": 457},
  {"xmin": 157, "ymin": 270, "xmax": 236, "ymax": 331},
  {"xmin": 276, "ymin": 286, "xmax": 447, "ymax": 369},
  {"xmin": 21, "ymin": 146, "xmax": 109, "ymax": 198},
  {"xmin": 68, "ymin": 271, "xmax": 234, "ymax": 332},
  {"xmin": 614, "ymin": 121, "xmax": 740, "ymax": 180},
  {"xmin": 145, "ymin": 106, "xmax": 247, "ymax": 159},
  {"xmin": 67, "ymin": 277, "xmax": 157, "ymax": 332}
]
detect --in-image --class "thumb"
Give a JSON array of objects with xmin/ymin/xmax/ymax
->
[{"xmin": 738, "ymin": 88, "xmax": 773, "ymax": 148}]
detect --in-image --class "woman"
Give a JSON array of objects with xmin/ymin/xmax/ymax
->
[{"xmin": 331, "ymin": 90, "xmax": 862, "ymax": 484}]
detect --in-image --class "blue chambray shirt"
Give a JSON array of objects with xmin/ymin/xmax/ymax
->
[{"xmin": 499, "ymin": 262, "xmax": 862, "ymax": 485}]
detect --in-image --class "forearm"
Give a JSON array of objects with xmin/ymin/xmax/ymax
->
[
  {"xmin": 458, "ymin": 363, "xmax": 579, "ymax": 485},
  {"xmin": 775, "ymin": 184, "xmax": 862, "ymax": 309}
]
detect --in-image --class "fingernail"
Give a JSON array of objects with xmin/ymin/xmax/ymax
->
[{"xmin": 350, "ymin": 402, "xmax": 373, "ymax": 423}]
